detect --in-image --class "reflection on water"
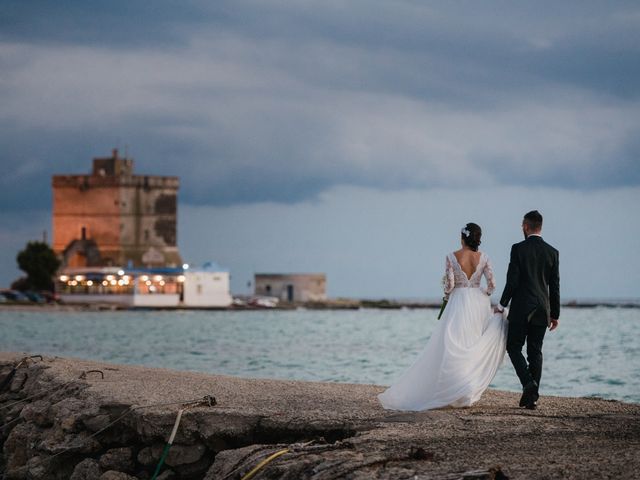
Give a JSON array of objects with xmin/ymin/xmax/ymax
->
[{"xmin": 0, "ymin": 307, "xmax": 638, "ymax": 403}]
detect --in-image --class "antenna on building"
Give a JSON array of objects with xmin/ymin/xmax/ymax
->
[
  {"xmin": 124, "ymin": 144, "xmax": 129, "ymax": 159},
  {"xmin": 42, "ymin": 230, "xmax": 47, "ymax": 244}
]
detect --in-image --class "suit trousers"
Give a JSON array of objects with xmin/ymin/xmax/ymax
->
[{"xmin": 506, "ymin": 313, "xmax": 547, "ymax": 388}]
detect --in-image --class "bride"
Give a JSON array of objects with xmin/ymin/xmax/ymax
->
[{"xmin": 378, "ymin": 223, "xmax": 508, "ymax": 411}]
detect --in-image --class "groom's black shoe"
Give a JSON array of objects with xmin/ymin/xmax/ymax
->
[
  {"xmin": 519, "ymin": 381, "xmax": 538, "ymax": 408},
  {"xmin": 525, "ymin": 401, "xmax": 537, "ymax": 410}
]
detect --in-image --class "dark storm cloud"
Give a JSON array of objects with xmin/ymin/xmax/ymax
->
[
  {"xmin": 0, "ymin": 0, "xmax": 204, "ymax": 49},
  {"xmin": 1, "ymin": 0, "xmax": 639, "ymax": 211}
]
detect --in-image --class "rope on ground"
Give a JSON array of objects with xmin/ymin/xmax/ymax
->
[
  {"xmin": 221, "ymin": 440, "xmax": 315, "ymax": 480},
  {"xmin": 150, "ymin": 408, "xmax": 184, "ymax": 480},
  {"xmin": 240, "ymin": 448, "xmax": 290, "ymax": 480},
  {"xmin": 150, "ymin": 397, "xmax": 215, "ymax": 480},
  {"xmin": 220, "ymin": 445, "xmax": 289, "ymax": 480}
]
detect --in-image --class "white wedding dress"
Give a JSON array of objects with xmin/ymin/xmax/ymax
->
[{"xmin": 378, "ymin": 252, "xmax": 508, "ymax": 411}]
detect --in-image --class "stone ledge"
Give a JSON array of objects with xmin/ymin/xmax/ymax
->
[{"xmin": 1, "ymin": 352, "xmax": 638, "ymax": 479}]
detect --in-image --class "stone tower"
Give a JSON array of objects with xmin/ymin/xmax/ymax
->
[{"xmin": 52, "ymin": 149, "xmax": 182, "ymax": 268}]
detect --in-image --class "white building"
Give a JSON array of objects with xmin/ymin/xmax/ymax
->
[
  {"xmin": 182, "ymin": 261, "xmax": 232, "ymax": 308},
  {"xmin": 57, "ymin": 262, "xmax": 232, "ymax": 308}
]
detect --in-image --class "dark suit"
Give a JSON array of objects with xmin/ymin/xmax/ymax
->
[{"xmin": 499, "ymin": 235, "xmax": 560, "ymax": 388}]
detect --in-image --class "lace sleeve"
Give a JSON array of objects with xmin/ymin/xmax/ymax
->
[
  {"xmin": 444, "ymin": 255, "xmax": 455, "ymax": 299},
  {"xmin": 482, "ymin": 255, "xmax": 496, "ymax": 296}
]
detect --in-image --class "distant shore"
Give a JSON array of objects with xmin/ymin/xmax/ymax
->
[
  {"xmin": 1, "ymin": 298, "xmax": 639, "ymax": 312},
  {"xmin": 1, "ymin": 352, "xmax": 638, "ymax": 479}
]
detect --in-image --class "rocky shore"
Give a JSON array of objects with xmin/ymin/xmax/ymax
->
[{"xmin": 1, "ymin": 353, "xmax": 638, "ymax": 479}]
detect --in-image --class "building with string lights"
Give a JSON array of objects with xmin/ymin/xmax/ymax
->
[{"xmin": 52, "ymin": 150, "xmax": 231, "ymax": 308}]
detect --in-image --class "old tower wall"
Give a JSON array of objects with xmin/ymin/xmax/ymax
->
[{"xmin": 52, "ymin": 149, "xmax": 182, "ymax": 268}]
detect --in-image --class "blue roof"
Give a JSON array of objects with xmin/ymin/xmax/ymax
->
[{"xmin": 124, "ymin": 267, "xmax": 184, "ymax": 274}]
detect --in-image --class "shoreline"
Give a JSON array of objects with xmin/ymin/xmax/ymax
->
[
  {"xmin": 1, "ymin": 299, "xmax": 639, "ymax": 312},
  {"xmin": 1, "ymin": 352, "xmax": 639, "ymax": 479}
]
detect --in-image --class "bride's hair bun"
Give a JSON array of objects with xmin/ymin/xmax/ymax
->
[{"xmin": 461, "ymin": 223, "xmax": 482, "ymax": 251}]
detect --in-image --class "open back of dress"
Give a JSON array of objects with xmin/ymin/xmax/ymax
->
[{"xmin": 378, "ymin": 252, "xmax": 508, "ymax": 411}]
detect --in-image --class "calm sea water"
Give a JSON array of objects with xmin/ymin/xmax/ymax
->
[{"xmin": 0, "ymin": 307, "xmax": 638, "ymax": 403}]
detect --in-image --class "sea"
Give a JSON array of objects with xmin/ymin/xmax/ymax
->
[{"xmin": 1, "ymin": 307, "xmax": 638, "ymax": 403}]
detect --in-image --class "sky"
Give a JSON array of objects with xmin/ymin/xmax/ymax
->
[{"xmin": 1, "ymin": 1, "xmax": 639, "ymax": 300}]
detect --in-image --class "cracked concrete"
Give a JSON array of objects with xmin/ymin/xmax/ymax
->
[{"xmin": 1, "ymin": 352, "xmax": 638, "ymax": 479}]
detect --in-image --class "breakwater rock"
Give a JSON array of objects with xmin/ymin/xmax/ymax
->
[{"xmin": 1, "ymin": 353, "xmax": 638, "ymax": 479}]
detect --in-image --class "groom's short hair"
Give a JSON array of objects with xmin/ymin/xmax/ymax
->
[{"xmin": 523, "ymin": 210, "xmax": 543, "ymax": 231}]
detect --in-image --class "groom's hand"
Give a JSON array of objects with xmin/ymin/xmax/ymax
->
[{"xmin": 549, "ymin": 318, "xmax": 559, "ymax": 331}]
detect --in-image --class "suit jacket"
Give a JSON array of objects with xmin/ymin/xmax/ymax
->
[{"xmin": 499, "ymin": 235, "xmax": 560, "ymax": 326}]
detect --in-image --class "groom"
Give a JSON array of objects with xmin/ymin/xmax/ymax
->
[{"xmin": 494, "ymin": 210, "xmax": 560, "ymax": 410}]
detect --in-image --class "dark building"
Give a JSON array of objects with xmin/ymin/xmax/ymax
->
[{"xmin": 254, "ymin": 273, "xmax": 327, "ymax": 302}]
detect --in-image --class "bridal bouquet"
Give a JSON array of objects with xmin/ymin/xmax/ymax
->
[{"xmin": 438, "ymin": 275, "xmax": 448, "ymax": 320}]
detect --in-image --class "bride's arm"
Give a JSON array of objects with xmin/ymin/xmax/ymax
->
[
  {"xmin": 444, "ymin": 256, "xmax": 455, "ymax": 299},
  {"xmin": 482, "ymin": 257, "xmax": 496, "ymax": 296}
]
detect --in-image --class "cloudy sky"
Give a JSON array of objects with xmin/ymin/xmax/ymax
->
[{"xmin": 1, "ymin": 1, "xmax": 639, "ymax": 300}]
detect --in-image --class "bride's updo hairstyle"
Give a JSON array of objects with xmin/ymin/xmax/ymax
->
[{"xmin": 461, "ymin": 223, "xmax": 482, "ymax": 252}]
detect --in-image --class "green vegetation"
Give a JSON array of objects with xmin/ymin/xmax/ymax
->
[{"xmin": 12, "ymin": 241, "xmax": 61, "ymax": 292}]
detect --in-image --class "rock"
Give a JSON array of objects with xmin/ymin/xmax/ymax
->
[
  {"xmin": 205, "ymin": 444, "xmax": 270, "ymax": 480},
  {"xmin": 197, "ymin": 413, "xmax": 260, "ymax": 452},
  {"xmin": 408, "ymin": 446, "xmax": 434, "ymax": 460},
  {"xmin": 137, "ymin": 444, "xmax": 163, "ymax": 467},
  {"xmin": 50, "ymin": 397, "xmax": 87, "ymax": 433},
  {"xmin": 70, "ymin": 458, "xmax": 103, "ymax": 480},
  {"xmin": 25, "ymin": 456, "xmax": 47, "ymax": 479},
  {"xmin": 10, "ymin": 370, "xmax": 28, "ymax": 392},
  {"xmin": 38, "ymin": 429, "xmax": 101, "ymax": 455},
  {"xmin": 172, "ymin": 454, "xmax": 212, "ymax": 478},
  {"xmin": 135, "ymin": 411, "xmax": 179, "ymax": 440},
  {"xmin": 99, "ymin": 471, "xmax": 138, "ymax": 480},
  {"xmin": 155, "ymin": 470, "xmax": 176, "ymax": 480},
  {"xmin": 4, "ymin": 422, "xmax": 43, "ymax": 473},
  {"xmin": 99, "ymin": 447, "xmax": 135, "ymax": 472},
  {"xmin": 137, "ymin": 442, "xmax": 206, "ymax": 468},
  {"xmin": 439, "ymin": 467, "xmax": 509, "ymax": 479},
  {"xmin": 83, "ymin": 413, "xmax": 112, "ymax": 432},
  {"xmin": 165, "ymin": 443, "xmax": 207, "ymax": 466},
  {"xmin": 20, "ymin": 399, "xmax": 52, "ymax": 427}
]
